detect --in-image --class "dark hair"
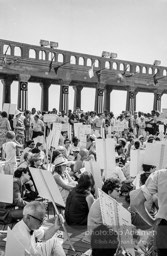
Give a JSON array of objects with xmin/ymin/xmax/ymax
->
[
  {"xmin": 52, "ymin": 150, "xmax": 62, "ymax": 163},
  {"xmin": 115, "ymin": 144, "xmax": 123, "ymax": 152},
  {"xmin": 102, "ymin": 178, "xmax": 120, "ymax": 194},
  {"xmin": 54, "ymin": 165, "xmax": 63, "ymax": 176},
  {"xmin": 134, "ymin": 140, "xmax": 140, "ymax": 149},
  {"xmin": 76, "ymin": 171, "xmax": 95, "ymax": 193},
  {"xmin": 1, "ymin": 111, "xmax": 7, "ymax": 118},
  {"xmin": 142, "ymin": 164, "xmax": 156, "ymax": 172},
  {"xmin": 14, "ymin": 168, "xmax": 28, "ymax": 178},
  {"xmin": 91, "ymin": 224, "xmax": 118, "ymax": 256},
  {"xmin": 31, "ymin": 148, "xmax": 40, "ymax": 154},
  {"xmin": 140, "ymin": 172, "xmax": 151, "ymax": 185},
  {"xmin": 72, "ymin": 136, "xmax": 79, "ymax": 143}
]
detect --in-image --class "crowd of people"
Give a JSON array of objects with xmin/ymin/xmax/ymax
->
[{"xmin": 0, "ymin": 106, "xmax": 167, "ymax": 256}]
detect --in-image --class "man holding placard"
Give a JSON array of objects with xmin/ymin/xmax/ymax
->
[{"xmin": 12, "ymin": 201, "xmax": 65, "ymax": 256}]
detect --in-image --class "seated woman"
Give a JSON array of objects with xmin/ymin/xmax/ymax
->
[
  {"xmin": 0, "ymin": 168, "xmax": 31, "ymax": 224},
  {"xmin": 65, "ymin": 171, "xmax": 95, "ymax": 226},
  {"xmin": 52, "ymin": 156, "xmax": 77, "ymax": 204},
  {"xmin": 87, "ymin": 178, "xmax": 121, "ymax": 237}
]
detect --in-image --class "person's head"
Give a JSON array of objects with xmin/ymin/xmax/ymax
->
[
  {"xmin": 1, "ymin": 111, "xmax": 7, "ymax": 118},
  {"xmin": 79, "ymin": 148, "xmax": 89, "ymax": 160},
  {"xmin": 118, "ymin": 138, "xmax": 126, "ymax": 148},
  {"xmin": 31, "ymin": 148, "xmax": 40, "ymax": 154},
  {"xmin": 142, "ymin": 164, "xmax": 156, "ymax": 173},
  {"xmin": 138, "ymin": 135, "xmax": 144, "ymax": 143},
  {"xmin": 102, "ymin": 178, "xmax": 121, "ymax": 200},
  {"xmin": 115, "ymin": 144, "xmax": 123, "ymax": 155},
  {"xmin": 6, "ymin": 131, "xmax": 15, "ymax": 140},
  {"xmin": 36, "ymin": 142, "xmax": 43, "ymax": 151},
  {"xmin": 147, "ymin": 135, "xmax": 154, "ymax": 143},
  {"xmin": 134, "ymin": 140, "xmax": 140, "ymax": 149},
  {"xmin": 31, "ymin": 108, "xmax": 36, "ymax": 115},
  {"xmin": 140, "ymin": 172, "xmax": 151, "ymax": 185},
  {"xmin": 72, "ymin": 136, "xmax": 79, "ymax": 146},
  {"xmin": 23, "ymin": 201, "xmax": 46, "ymax": 230},
  {"xmin": 34, "ymin": 114, "xmax": 39, "ymax": 122},
  {"xmin": 52, "ymin": 150, "xmax": 62, "ymax": 163},
  {"xmin": 14, "ymin": 167, "xmax": 30, "ymax": 184},
  {"xmin": 23, "ymin": 152, "xmax": 33, "ymax": 163},
  {"xmin": 76, "ymin": 171, "xmax": 95, "ymax": 193},
  {"xmin": 31, "ymin": 154, "xmax": 42, "ymax": 167},
  {"xmin": 64, "ymin": 139, "xmax": 71, "ymax": 148},
  {"xmin": 25, "ymin": 110, "xmax": 30, "ymax": 117},
  {"xmin": 27, "ymin": 140, "xmax": 35, "ymax": 149},
  {"xmin": 53, "ymin": 156, "xmax": 68, "ymax": 175},
  {"xmin": 72, "ymin": 147, "xmax": 80, "ymax": 158},
  {"xmin": 91, "ymin": 224, "xmax": 118, "ymax": 256}
]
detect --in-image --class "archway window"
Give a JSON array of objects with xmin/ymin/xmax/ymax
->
[
  {"xmin": 14, "ymin": 47, "xmax": 21, "ymax": 57},
  {"xmin": 94, "ymin": 59, "xmax": 99, "ymax": 68},
  {"xmin": 120, "ymin": 63, "xmax": 124, "ymax": 71},
  {"xmin": 39, "ymin": 50, "xmax": 46, "ymax": 60},
  {"xmin": 105, "ymin": 61, "xmax": 110, "ymax": 69},
  {"xmin": 70, "ymin": 55, "xmax": 76, "ymax": 64},
  {"xmin": 79, "ymin": 57, "xmax": 84, "ymax": 65},
  {"xmin": 112, "ymin": 62, "xmax": 117, "ymax": 70},
  {"xmin": 87, "ymin": 58, "xmax": 92, "ymax": 67},
  {"xmin": 3, "ymin": 44, "xmax": 11, "ymax": 55},
  {"xmin": 136, "ymin": 65, "xmax": 140, "ymax": 73},
  {"xmin": 142, "ymin": 66, "xmax": 147, "ymax": 74},
  {"xmin": 29, "ymin": 49, "xmax": 36, "ymax": 59},
  {"xmin": 154, "ymin": 68, "xmax": 158, "ymax": 74},
  {"xmin": 148, "ymin": 67, "xmax": 153, "ymax": 75},
  {"xmin": 58, "ymin": 53, "xmax": 64, "ymax": 63},
  {"xmin": 163, "ymin": 69, "xmax": 167, "ymax": 76},
  {"xmin": 48, "ymin": 52, "xmax": 56, "ymax": 61}
]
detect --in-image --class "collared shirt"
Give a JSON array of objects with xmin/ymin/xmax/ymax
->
[
  {"xmin": 141, "ymin": 169, "xmax": 167, "ymax": 220},
  {"xmin": 12, "ymin": 220, "xmax": 44, "ymax": 255}
]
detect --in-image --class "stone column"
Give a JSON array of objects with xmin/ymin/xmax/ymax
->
[
  {"xmin": 153, "ymin": 91, "xmax": 163, "ymax": 112},
  {"xmin": 73, "ymin": 86, "xmax": 83, "ymax": 110},
  {"xmin": 94, "ymin": 87, "xmax": 104, "ymax": 114},
  {"xmin": 1, "ymin": 78, "xmax": 13, "ymax": 105},
  {"xmin": 40, "ymin": 81, "xmax": 51, "ymax": 112},
  {"xmin": 59, "ymin": 82, "xmax": 69, "ymax": 114},
  {"xmin": 103, "ymin": 87, "xmax": 112, "ymax": 112},
  {"xmin": 126, "ymin": 89, "xmax": 137, "ymax": 114},
  {"xmin": 18, "ymin": 74, "xmax": 30, "ymax": 111}
]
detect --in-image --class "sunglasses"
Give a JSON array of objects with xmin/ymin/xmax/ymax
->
[{"xmin": 28, "ymin": 214, "xmax": 45, "ymax": 224}]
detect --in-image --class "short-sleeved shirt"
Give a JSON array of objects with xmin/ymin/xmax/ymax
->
[
  {"xmin": 3, "ymin": 141, "xmax": 17, "ymax": 163},
  {"xmin": 141, "ymin": 169, "xmax": 167, "ymax": 220}
]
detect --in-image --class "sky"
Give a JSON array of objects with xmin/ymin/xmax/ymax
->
[{"xmin": 0, "ymin": 0, "xmax": 167, "ymax": 115}]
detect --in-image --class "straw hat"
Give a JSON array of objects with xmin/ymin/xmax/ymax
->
[{"xmin": 54, "ymin": 156, "xmax": 69, "ymax": 167}]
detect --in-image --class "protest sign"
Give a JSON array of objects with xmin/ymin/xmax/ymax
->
[
  {"xmin": 43, "ymin": 114, "xmax": 58, "ymax": 123},
  {"xmin": 0, "ymin": 174, "xmax": 13, "ymax": 203},
  {"xmin": 99, "ymin": 189, "xmax": 135, "ymax": 256}
]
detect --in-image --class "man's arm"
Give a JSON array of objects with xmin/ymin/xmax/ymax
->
[{"xmin": 133, "ymin": 189, "xmax": 155, "ymax": 226}]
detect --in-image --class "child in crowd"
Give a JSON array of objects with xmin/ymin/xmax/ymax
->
[{"xmin": 2, "ymin": 131, "xmax": 23, "ymax": 175}]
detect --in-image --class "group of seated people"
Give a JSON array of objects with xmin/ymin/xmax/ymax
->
[{"xmin": 0, "ymin": 120, "xmax": 164, "ymax": 256}]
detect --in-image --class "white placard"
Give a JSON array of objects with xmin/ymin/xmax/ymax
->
[
  {"xmin": 9, "ymin": 104, "xmax": 17, "ymax": 115},
  {"xmin": 96, "ymin": 138, "xmax": 105, "ymax": 169},
  {"xmin": 130, "ymin": 149, "xmax": 144, "ymax": 177},
  {"xmin": 2, "ymin": 103, "xmax": 10, "ymax": 115},
  {"xmin": 30, "ymin": 168, "xmax": 65, "ymax": 208},
  {"xmin": 43, "ymin": 114, "xmax": 58, "ymax": 123},
  {"xmin": 99, "ymin": 189, "xmax": 135, "ymax": 256},
  {"xmin": 74, "ymin": 123, "xmax": 83, "ymax": 138},
  {"xmin": 105, "ymin": 138, "xmax": 116, "ymax": 179},
  {"xmin": 143, "ymin": 142, "xmax": 165, "ymax": 169},
  {"xmin": 0, "ymin": 174, "xmax": 13, "ymax": 203},
  {"xmin": 88, "ymin": 160, "xmax": 102, "ymax": 198},
  {"xmin": 51, "ymin": 123, "xmax": 62, "ymax": 148},
  {"xmin": 5, "ymin": 227, "xmax": 27, "ymax": 256}
]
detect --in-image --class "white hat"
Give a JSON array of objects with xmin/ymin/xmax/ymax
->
[
  {"xmin": 15, "ymin": 109, "xmax": 22, "ymax": 117},
  {"xmin": 54, "ymin": 156, "xmax": 69, "ymax": 167}
]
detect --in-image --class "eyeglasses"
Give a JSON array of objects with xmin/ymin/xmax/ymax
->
[{"xmin": 28, "ymin": 214, "xmax": 45, "ymax": 224}]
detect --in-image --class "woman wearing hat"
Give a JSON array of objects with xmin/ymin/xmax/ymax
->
[
  {"xmin": 0, "ymin": 111, "xmax": 11, "ymax": 154},
  {"xmin": 52, "ymin": 156, "xmax": 77, "ymax": 203}
]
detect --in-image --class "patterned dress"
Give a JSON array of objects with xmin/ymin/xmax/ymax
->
[{"xmin": 0, "ymin": 117, "xmax": 11, "ymax": 148}]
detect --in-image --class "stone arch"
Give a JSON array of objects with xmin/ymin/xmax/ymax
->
[
  {"xmin": 58, "ymin": 53, "xmax": 64, "ymax": 63},
  {"xmin": 29, "ymin": 49, "xmax": 36, "ymax": 59},
  {"xmin": 142, "ymin": 66, "xmax": 147, "ymax": 74},
  {"xmin": 48, "ymin": 52, "xmax": 55, "ymax": 61},
  {"xmin": 87, "ymin": 58, "xmax": 92, "ymax": 67},
  {"xmin": 3, "ymin": 44, "xmax": 11, "ymax": 55},
  {"xmin": 39, "ymin": 50, "xmax": 46, "ymax": 60},
  {"xmin": 94, "ymin": 59, "xmax": 99, "ymax": 68},
  {"xmin": 79, "ymin": 57, "xmax": 84, "ymax": 65},
  {"xmin": 120, "ymin": 63, "xmax": 124, "ymax": 71},
  {"xmin": 136, "ymin": 65, "xmax": 140, "ymax": 73},
  {"xmin": 163, "ymin": 69, "xmax": 167, "ymax": 76},
  {"xmin": 112, "ymin": 62, "xmax": 117, "ymax": 70},
  {"xmin": 105, "ymin": 61, "xmax": 110, "ymax": 69},
  {"xmin": 70, "ymin": 55, "xmax": 76, "ymax": 64},
  {"xmin": 153, "ymin": 68, "xmax": 158, "ymax": 74},
  {"xmin": 14, "ymin": 46, "xmax": 21, "ymax": 57},
  {"xmin": 148, "ymin": 67, "xmax": 153, "ymax": 75}
]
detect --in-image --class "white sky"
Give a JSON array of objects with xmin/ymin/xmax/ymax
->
[{"xmin": 0, "ymin": 0, "xmax": 167, "ymax": 115}]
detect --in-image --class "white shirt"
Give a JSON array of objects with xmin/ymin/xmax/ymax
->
[
  {"xmin": 3, "ymin": 141, "xmax": 17, "ymax": 163},
  {"xmin": 110, "ymin": 166, "xmax": 126, "ymax": 183}
]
